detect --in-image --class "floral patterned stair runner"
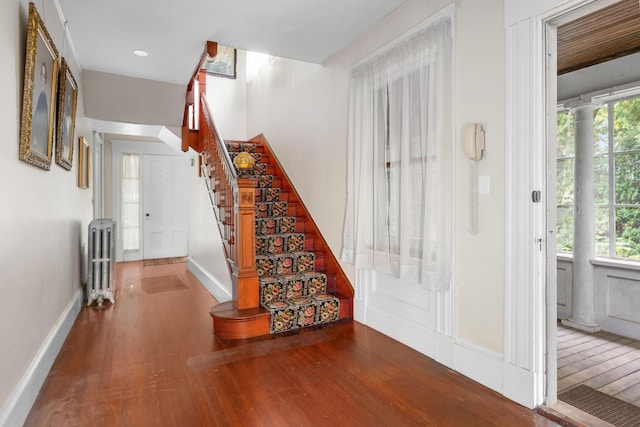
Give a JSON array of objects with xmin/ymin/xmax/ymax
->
[{"xmin": 226, "ymin": 141, "xmax": 340, "ymax": 334}]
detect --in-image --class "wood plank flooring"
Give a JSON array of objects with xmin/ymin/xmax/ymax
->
[
  {"xmin": 25, "ymin": 261, "xmax": 564, "ymax": 426},
  {"xmin": 557, "ymin": 323, "xmax": 640, "ymax": 406}
]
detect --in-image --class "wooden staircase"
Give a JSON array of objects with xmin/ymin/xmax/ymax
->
[{"xmin": 182, "ymin": 44, "xmax": 353, "ymax": 339}]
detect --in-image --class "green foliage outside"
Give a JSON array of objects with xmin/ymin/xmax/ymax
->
[{"xmin": 556, "ymin": 97, "xmax": 640, "ymax": 260}]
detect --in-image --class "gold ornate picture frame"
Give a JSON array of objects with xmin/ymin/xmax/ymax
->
[
  {"xmin": 55, "ymin": 58, "xmax": 77, "ymax": 171},
  {"xmin": 19, "ymin": 2, "xmax": 59, "ymax": 171},
  {"xmin": 78, "ymin": 137, "xmax": 90, "ymax": 189}
]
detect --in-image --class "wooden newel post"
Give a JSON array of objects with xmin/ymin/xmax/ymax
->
[{"xmin": 232, "ymin": 177, "xmax": 259, "ymax": 310}]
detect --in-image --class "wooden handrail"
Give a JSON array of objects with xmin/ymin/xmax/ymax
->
[
  {"xmin": 182, "ymin": 41, "xmax": 217, "ymax": 153},
  {"xmin": 199, "ymin": 93, "xmax": 259, "ymax": 310}
]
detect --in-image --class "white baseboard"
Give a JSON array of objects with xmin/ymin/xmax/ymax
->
[
  {"xmin": 0, "ymin": 288, "xmax": 83, "ymax": 427},
  {"xmin": 353, "ymin": 297, "xmax": 366, "ymax": 323},
  {"xmin": 502, "ymin": 361, "xmax": 537, "ymax": 408},
  {"xmin": 187, "ymin": 257, "xmax": 231, "ymax": 303},
  {"xmin": 362, "ymin": 305, "xmax": 538, "ymax": 409},
  {"xmin": 434, "ymin": 331, "xmax": 455, "ymax": 366},
  {"xmin": 452, "ymin": 337, "xmax": 504, "ymax": 393}
]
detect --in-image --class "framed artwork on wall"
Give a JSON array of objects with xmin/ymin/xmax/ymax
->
[
  {"xmin": 205, "ymin": 46, "xmax": 236, "ymax": 79},
  {"xmin": 78, "ymin": 136, "xmax": 90, "ymax": 189},
  {"xmin": 55, "ymin": 57, "xmax": 78, "ymax": 171},
  {"xmin": 19, "ymin": 2, "xmax": 59, "ymax": 171}
]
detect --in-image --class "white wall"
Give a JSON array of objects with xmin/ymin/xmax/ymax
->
[
  {"xmin": 0, "ymin": 1, "xmax": 93, "ymax": 424},
  {"xmin": 246, "ymin": 57, "xmax": 349, "ymax": 256},
  {"xmin": 82, "ymin": 70, "xmax": 185, "ymax": 128},
  {"xmin": 206, "ymin": 50, "xmax": 248, "ymax": 141},
  {"xmin": 187, "ymin": 159, "xmax": 233, "ymax": 300},
  {"xmin": 246, "ymin": 0, "xmax": 507, "ymax": 354}
]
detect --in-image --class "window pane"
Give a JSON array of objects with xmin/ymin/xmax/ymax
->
[
  {"xmin": 593, "ymin": 105, "xmax": 608, "ymax": 155},
  {"xmin": 595, "ymin": 206, "xmax": 609, "ymax": 257},
  {"xmin": 557, "ymin": 158, "xmax": 574, "ymax": 205},
  {"xmin": 122, "ymin": 153, "xmax": 140, "ymax": 252},
  {"xmin": 615, "ymin": 152, "xmax": 640, "ymax": 205},
  {"xmin": 616, "ymin": 207, "xmax": 640, "ymax": 260},
  {"xmin": 613, "ymin": 97, "xmax": 640, "ymax": 152},
  {"xmin": 557, "ymin": 206, "xmax": 573, "ymax": 252},
  {"xmin": 594, "ymin": 154, "xmax": 609, "ymax": 204},
  {"xmin": 557, "ymin": 111, "xmax": 574, "ymax": 157}
]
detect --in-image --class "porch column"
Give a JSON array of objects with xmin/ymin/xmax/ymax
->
[{"xmin": 562, "ymin": 102, "xmax": 601, "ymax": 333}]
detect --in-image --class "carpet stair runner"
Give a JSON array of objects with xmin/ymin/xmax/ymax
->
[{"xmin": 226, "ymin": 141, "xmax": 341, "ymax": 334}]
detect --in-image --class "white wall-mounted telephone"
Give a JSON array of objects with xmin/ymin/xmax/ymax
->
[
  {"xmin": 463, "ymin": 123, "xmax": 485, "ymax": 161},
  {"xmin": 462, "ymin": 123, "xmax": 485, "ymax": 234}
]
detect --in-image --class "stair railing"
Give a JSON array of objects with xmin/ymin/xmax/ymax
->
[
  {"xmin": 182, "ymin": 40, "xmax": 259, "ymax": 311},
  {"xmin": 199, "ymin": 95, "xmax": 259, "ymax": 310}
]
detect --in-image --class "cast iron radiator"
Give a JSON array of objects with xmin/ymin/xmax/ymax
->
[{"xmin": 87, "ymin": 219, "xmax": 116, "ymax": 306}]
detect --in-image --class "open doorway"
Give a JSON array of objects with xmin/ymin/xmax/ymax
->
[{"xmin": 546, "ymin": 0, "xmax": 640, "ymax": 421}]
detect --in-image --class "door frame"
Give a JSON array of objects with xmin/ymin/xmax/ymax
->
[
  {"xmin": 504, "ymin": 0, "xmax": 620, "ymax": 408},
  {"xmin": 111, "ymin": 140, "xmax": 189, "ymax": 262}
]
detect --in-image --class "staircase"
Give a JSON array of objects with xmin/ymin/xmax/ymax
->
[
  {"xmin": 229, "ymin": 141, "xmax": 349, "ymax": 332},
  {"xmin": 192, "ymin": 102, "xmax": 354, "ymax": 339},
  {"xmin": 182, "ymin": 45, "xmax": 352, "ymax": 339},
  {"xmin": 204, "ymin": 135, "xmax": 353, "ymax": 339}
]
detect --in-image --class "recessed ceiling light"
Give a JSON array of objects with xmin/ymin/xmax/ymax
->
[{"xmin": 134, "ymin": 50, "xmax": 149, "ymax": 57}]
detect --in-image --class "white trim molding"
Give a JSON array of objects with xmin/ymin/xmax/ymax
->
[
  {"xmin": 504, "ymin": 13, "xmax": 546, "ymax": 407},
  {"xmin": 503, "ymin": 0, "xmax": 621, "ymax": 409},
  {"xmin": 0, "ymin": 289, "xmax": 83, "ymax": 427}
]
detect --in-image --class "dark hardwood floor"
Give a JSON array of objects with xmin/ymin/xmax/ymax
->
[{"xmin": 25, "ymin": 261, "xmax": 564, "ymax": 426}]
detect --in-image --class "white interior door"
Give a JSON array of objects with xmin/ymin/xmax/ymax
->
[{"xmin": 142, "ymin": 155, "xmax": 188, "ymax": 259}]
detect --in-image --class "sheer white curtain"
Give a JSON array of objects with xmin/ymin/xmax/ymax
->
[
  {"xmin": 341, "ymin": 15, "xmax": 453, "ymax": 291},
  {"xmin": 122, "ymin": 153, "xmax": 140, "ymax": 252}
]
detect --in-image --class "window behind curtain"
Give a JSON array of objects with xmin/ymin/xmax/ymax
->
[
  {"xmin": 122, "ymin": 153, "xmax": 140, "ymax": 252},
  {"xmin": 342, "ymin": 12, "xmax": 453, "ymax": 291}
]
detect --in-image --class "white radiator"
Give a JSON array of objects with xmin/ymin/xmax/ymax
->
[{"xmin": 87, "ymin": 219, "xmax": 116, "ymax": 306}]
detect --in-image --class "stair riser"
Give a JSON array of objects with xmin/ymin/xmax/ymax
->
[
  {"xmin": 264, "ymin": 294, "xmax": 340, "ymax": 334},
  {"xmin": 259, "ymin": 272, "xmax": 328, "ymax": 305},
  {"xmin": 256, "ymin": 234, "xmax": 305, "ymax": 256},
  {"xmin": 256, "ymin": 252, "xmax": 316, "ymax": 277}
]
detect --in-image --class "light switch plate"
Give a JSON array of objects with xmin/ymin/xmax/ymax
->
[{"xmin": 479, "ymin": 175, "xmax": 490, "ymax": 195}]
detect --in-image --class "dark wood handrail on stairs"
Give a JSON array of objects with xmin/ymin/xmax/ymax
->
[
  {"xmin": 182, "ymin": 41, "xmax": 260, "ymax": 315},
  {"xmin": 199, "ymin": 96, "xmax": 260, "ymax": 311},
  {"xmin": 182, "ymin": 41, "xmax": 217, "ymax": 153}
]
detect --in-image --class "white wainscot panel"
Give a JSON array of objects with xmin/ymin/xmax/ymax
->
[
  {"xmin": 608, "ymin": 277, "xmax": 640, "ymax": 323},
  {"xmin": 556, "ymin": 259, "xmax": 572, "ymax": 320},
  {"xmin": 365, "ymin": 272, "xmax": 436, "ymax": 356},
  {"xmin": 150, "ymin": 232, "xmax": 165, "ymax": 248},
  {"xmin": 595, "ymin": 265, "xmax": 640, "ymax": 340},
  {"xmin": 171, "ymin": 230, "xmax": 187, "ymax": 247}
]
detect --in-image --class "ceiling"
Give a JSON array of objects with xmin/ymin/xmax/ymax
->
[
  {"xmin": 57, "ymin": 0, "xmax": 407, "ymax": 85},
  {"xmin": 558, "ymin": 0, "xmax": 640, "ymax": 74}
]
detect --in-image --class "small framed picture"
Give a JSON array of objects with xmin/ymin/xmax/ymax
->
[
  {"xmin": 205, "ymin": 46, "xmax": 236, "ymax": 79},
  {"xmin": 19, "ymin": 2, "xmax": 59, "ymax": 171},
  {"xmin": 78, "ymin": 137, "xmax": 90, "ymax": 189},
  {"xmin": 55, "ymin": 58, "xmax": 78, "ymax": 171}
]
